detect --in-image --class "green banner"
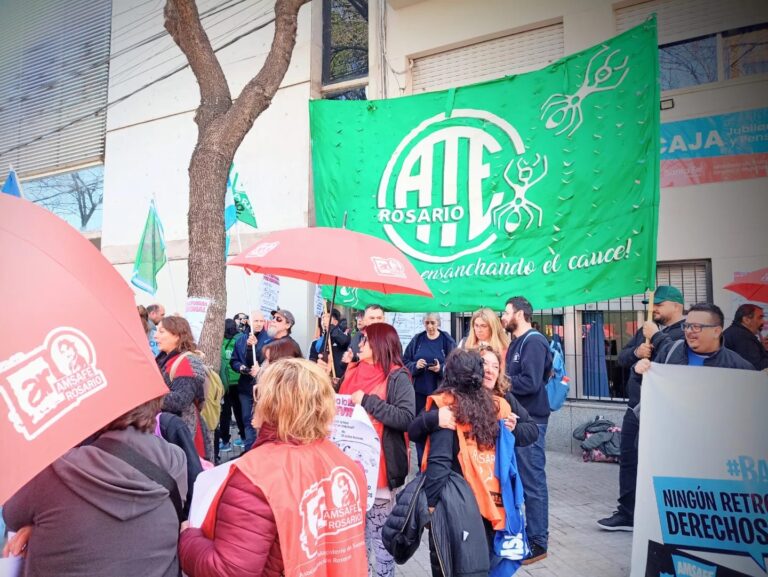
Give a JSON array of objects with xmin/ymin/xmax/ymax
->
[{"xmin": 311, "ymin": 20, "xmax": 659, "ymax": 311}]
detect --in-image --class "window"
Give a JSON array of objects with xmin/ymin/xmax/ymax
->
[
  {"xmin": 658, "ymin": 24, "xmax": 768, "ymax": 90},
  {"xmin": 325, "ymin": 87, "xmax": 367, "ymax": 100},
  {"xmin": 659, "ymin": 35, "xmax": 718, "ymax": 90},
  {"xmin": 723, "ymin": 23, "xmax": 768, "ymax": 79},
  {"xmin": 0, "ymin": 0, "xmax": 112, "ymax": 178},
  {"xmin": 410, "ymin": 23, "xmax": 564, "ymax": 94},
  {"xmin": 23, "ymin": 166, "xmax": 104, "ymax": 233},
  {"xmin": 455, "ymin": 260, "xmax": 712, "ymax": 402},
  {"xmin": 616, "ymin": 1, "xmax": 768, "ymax": 91},
  {"xmin": 322, "ymin": 0, "xmax": 369, "ymax": 85}
]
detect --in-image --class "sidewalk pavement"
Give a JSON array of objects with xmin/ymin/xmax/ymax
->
[{"xmin": 396, "ymin": 450, "xmax": 633, "ymax": 577}]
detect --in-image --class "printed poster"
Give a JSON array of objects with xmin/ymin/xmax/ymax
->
[
  {"xmin": 631, "ymin": 363, "xmax": 768, "ymax": 576},
  {"xmin": 259, "ymin": 274, "xmax": 280, "ymax": 318},
  {"xmin": 184, "ymin": 297, "xmax": 211, "ymax": 345},
  {"xmin": 330, "ymin": 395, "xmax": 380, "ymax": 511}
]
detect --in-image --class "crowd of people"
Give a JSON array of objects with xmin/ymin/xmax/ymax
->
[{"xmin": 3, "ymin": 288, "xmax": 765, "ymax": 576}]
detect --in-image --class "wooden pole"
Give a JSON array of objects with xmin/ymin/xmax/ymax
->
[{"xmin": 644, "ymin": 289, "xmax": 655, "ymax": 345}]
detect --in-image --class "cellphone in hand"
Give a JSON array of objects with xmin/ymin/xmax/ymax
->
[{"xmin": 427, "ymin": 359, "xmax": 439, "ymax": 368}]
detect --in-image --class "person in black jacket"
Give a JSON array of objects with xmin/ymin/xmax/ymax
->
[
  {"xmin": 501, "ymin": 296, "xmax": 552, "ymax": 564},
  {"xmin": 408, "ymin": 349, "xmax": 504, "ymax": 576},
  {"xmin": 722, "ymin": 304, "xmax": 768, "ymax": 370},
  {"xmin": 598, "ymin": 285, "xmax": 686, "ymax": 532},
  {"xmin": 309, "ymin": 308, "xmax": 351, "ymax": 378},
  {"xmin": 634, "ymin": 303, "xmax": 756, "ymax": 373}
]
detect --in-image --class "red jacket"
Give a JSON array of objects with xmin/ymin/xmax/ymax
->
[{"xmin": 179, "ymin": 428, "xmax": 284, "ymax": 577}]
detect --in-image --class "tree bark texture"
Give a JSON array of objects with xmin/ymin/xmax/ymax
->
[{"xmin": 164, "ymin": 0, "xmax": 308, "ymax": 368}]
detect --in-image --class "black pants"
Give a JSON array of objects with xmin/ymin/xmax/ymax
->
[
  {"xmin": 617, "ymin": 407, "xmax": 639, "ymax": 520},
  {"xmin": 219, "ymin": 387, "xmax": 245, "ymax": 443},
  {"xmin": 414, "ymin": 392, "xmax": 429, "ymax": 467}
]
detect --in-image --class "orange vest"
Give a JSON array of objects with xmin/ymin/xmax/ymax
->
[
  {"xmin": 423, "ymin": 391, "xmax": 511, "ymax": 530},
  {"xmin": 203, "ymin": 439, "xmax": 368, "ymax": 577}
]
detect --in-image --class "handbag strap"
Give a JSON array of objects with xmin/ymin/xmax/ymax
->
[{"xmin": 92, "ymin": 437, "xmax": 183, "ymax": 522}]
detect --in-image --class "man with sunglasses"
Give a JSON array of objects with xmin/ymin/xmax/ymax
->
[
  {"xmin": 635, "ymin": 303, "xmax": 755, "ymax": 372},
  {"xmin": 268, "ymin": 309, "xmax": 303, "ymax": 356}
]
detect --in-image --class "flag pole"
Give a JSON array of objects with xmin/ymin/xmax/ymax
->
[
  {"xmin": 644, "ymin": 289, "xmax": 655, "ymax": 345},
  {"xmin": 235, "ymin": 224, "xmax": 257, "ymax": 363}
]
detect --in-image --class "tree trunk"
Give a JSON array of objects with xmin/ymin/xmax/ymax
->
[{"xmin": 165, "ymin": 0, "xmax": 308, "ymax": 369}]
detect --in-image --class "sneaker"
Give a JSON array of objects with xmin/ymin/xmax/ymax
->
[
  {"xmin": 522, "ymin": 543, "xmax": 547, "ymax": 565},
  {"xmin": 597, "ymin": 511, "xmax": 634, "ymax": 531},
  {"xmin": 233, "ymin": 439, "xmax": 244, "ymax": 447},
  {"xmin": 219, "ymin": 442, "xmax": 232, "ymax": 452}
]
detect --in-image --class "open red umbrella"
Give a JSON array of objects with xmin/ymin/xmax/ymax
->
[
  {"xmin": 0, "ymin": 195, "xmax": 169, "ymax": 503},
  {"xmin": 228, "ymin": 226, "xmax": 432, "ymax": 377},
  {"xmin": 724, "ymin": 267, "xmax": 768, "ymax": 304},
  {"xmin": 228, "ymin": 226, "xmax": 432, "ymax": 298}
]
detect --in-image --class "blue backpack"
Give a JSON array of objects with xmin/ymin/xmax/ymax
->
[{"xmin": 546, "ymin": 337, "xmax": 568, "ymax": 411}]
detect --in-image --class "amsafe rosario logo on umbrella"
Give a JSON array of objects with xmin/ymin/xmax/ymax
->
[{"xmin": 0, "ymin": 327, "xmax": 107, "ymax": 441}]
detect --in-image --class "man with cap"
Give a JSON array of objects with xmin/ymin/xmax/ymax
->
[
  {"xmin": 598, "ymin": 285, "xmax": 686, "ymax": 532},
  {"xmin": 268, "ymin": 308, "xmax": 303, "ymax": 356}
]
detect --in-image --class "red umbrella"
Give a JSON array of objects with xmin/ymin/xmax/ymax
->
[
  {"xmin": 0, "ymin": 195, "xmax": 169, "ymax": 503},
  {"xmin": 724, "ymin": 267, "xmax": 768, "ymax": 303},
  {"xmin": 228, "ymin": 226, "xmax": 432, "ymax": 378},
  {"xmin": 228, "ymin": 227, "xmax": 432, "ymax": 298}
]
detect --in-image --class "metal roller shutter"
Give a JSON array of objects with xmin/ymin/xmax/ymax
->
[
  {"xmin": 0, "ymin": 0, "xmax": 112, "ymax": 179},
  {"xmin": 410, "ymin": 23, "xmax": 564, "ymax": 94},
  {"xmin": 615, "ymin": 0, "xmax": 768, "ymax": 44}
]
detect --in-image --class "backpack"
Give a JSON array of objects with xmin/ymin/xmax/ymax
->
[
  {"xmin": 546, "ymin": 338, "xmax": 569, "ymax": 411},
  {"xmin": 219, "ymin": 337, "xmax": 240, "ymax": 391},
  {"xmin": 169, "ymin": 353, "xmax": 224, "ymax": 432}
]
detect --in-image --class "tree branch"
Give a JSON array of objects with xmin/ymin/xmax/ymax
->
[
  {"xmin": 222, "ymin": 0, "xmax": 309, "ymax": 148},
  {"xmin": 164, "ymin": 0, "xmax": 232, "ymax": 129}
]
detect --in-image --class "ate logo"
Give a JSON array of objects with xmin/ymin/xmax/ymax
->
[
  {"xmin": 246, "ymin": 241, "xmax": 279, "ymax": 258},
  {"xmin": 377, "ymin": 109, "xmax": 549, "ymax": 264},
  {"xmin": 0, "ymin": 328, "xmax": 107, "ymax": 441}
]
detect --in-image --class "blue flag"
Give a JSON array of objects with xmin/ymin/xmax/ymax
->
[{"xmin": 2, "ymin": 169, "xmax": 22, "ymax": 198}]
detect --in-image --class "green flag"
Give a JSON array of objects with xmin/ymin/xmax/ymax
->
[
  {"xmin": 310, "ymin": 19, "xmax": 659, "ymax": 311},
  {"xmin": 228, "ymin": 166, "xmax": 258, "ymax": 228},
  {"xmin": 234, "ymin": 189, "xmax": 257, "ymax": 228},
  {"xmin": 131, "ymin": 200, "xmax": 167, "ymax": 295}
]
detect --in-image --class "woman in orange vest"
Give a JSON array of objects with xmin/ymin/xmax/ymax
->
[
  {"xmin": 408, "ymin": 348, "xmax": 511, "ymax": 576},
  {"xmin": 338, "ymin": 323, "xmax": 415, "ymax": 577},
  {"xmin": 178, "ymin": 358, "xmax": 368, "ymax": 577}
]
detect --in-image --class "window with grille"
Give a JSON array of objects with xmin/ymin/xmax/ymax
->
[{"xmin": 453, "ymin": 259, "xmax": 712, "ymax": 402}]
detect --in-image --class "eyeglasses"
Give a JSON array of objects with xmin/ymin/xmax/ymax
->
[
  {"xmin": 424, "ymin": 320, "xmax": 438, "ymax": 325},
  {"xmin": 274, "ymin": 316, "xmax": 285, "ymax": 323},
  {"xmin": 235, "ymin": 315, "xmax": 248, "ymax": 321},
  {"xmin": 682, "ymin": 323, "xmax": 719, "ymax": 333}
]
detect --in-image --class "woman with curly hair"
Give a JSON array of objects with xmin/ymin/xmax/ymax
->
[
  {"xmin": 408, "ymin": 348, "xmax": 514, "ymax": 576},
  {"xmin": 458, "ymin": 308, "xmax": 510, "ymax": 363},
  {"xmin": 155, "ymin": 316, "xmax": 212, "ymax": 460}
]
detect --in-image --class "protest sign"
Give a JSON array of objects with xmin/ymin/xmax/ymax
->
[
  {"xmin": 259, "ymin": 274, "xmax": 280, "ymax": 317},
  {"xmin": 330, "ymin": 395, "xmax": 381, "ymax": 510},
  {"xmin": 631, "ymin": 363, "xmax": 768, "ymax": 576},
  {"xmin": 184, "ymin": 297, "xmax": 211, "ymax": 345},
  {"xmin": 312, "ymin": 20, "xmax": 659, "ymax": 311}
]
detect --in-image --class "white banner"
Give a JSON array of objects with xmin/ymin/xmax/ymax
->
[
  {"xmin": 184, "ymin": 297, "xmax": 211, "ymax": 345},
  {"xmin": 330, "ymin": 395, "xmax": 380, "ymax": 511},
  {"xmin": 259, "ymin": 274, "xmax": 280, "ymax": 317},
  {"xmin": 631, "ymin": 363, "xmax": 768, "ymax": 577},
  {"xmin": 386, "ymin": 312, "xmax": 451, "ymax": 351}
]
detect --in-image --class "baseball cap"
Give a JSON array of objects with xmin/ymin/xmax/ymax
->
[
  {"xmin": 271, "ymin": 308, "xmax": 295, "ymax": 327},
  {"xmin": 642, "ymin": 285, "xmax": 684, "ymax": 305}
]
